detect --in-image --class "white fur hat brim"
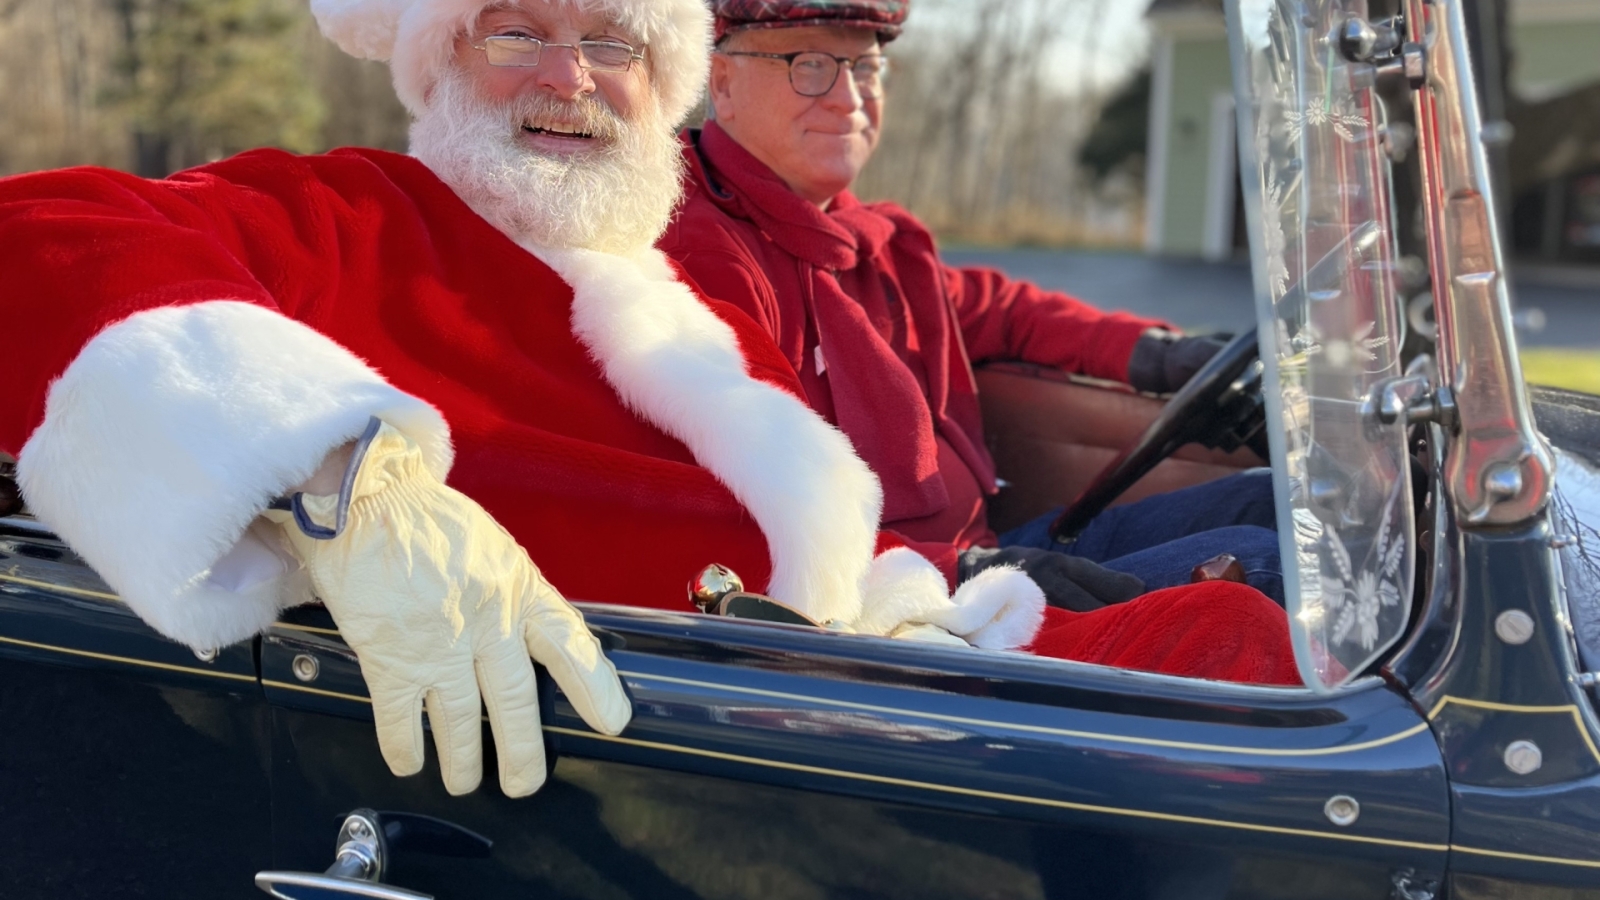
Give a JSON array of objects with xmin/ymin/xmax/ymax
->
[{"xmin": 311, "ymin": 0, "xmax": 711, "ymax": 126}]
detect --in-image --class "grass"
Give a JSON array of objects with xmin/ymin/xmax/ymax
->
[{"xmin": 1521, "ymin": 349, "xmax": 1600, "ymax": 395}]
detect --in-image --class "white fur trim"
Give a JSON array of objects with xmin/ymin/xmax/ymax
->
[
  {"xmin": 17, "ymin": 302, "xmax": 451, "ymax": 651},
  {"xmin": 308, "ymin": 0, "xmax": 410, "ymax": 59},
  {"xmin": 933, "ymin": 566, "xmax": 1046, "ymax": 650},
  {"xmin": 541, "ymin": 244, "xmax": 883, "ymax": 625},
  {"xmin": 853, "ymin": 548, "xmax": 1046, "ymax": 650},
  {"xmin": 852, "ymin": 546, "xmax": 952, "ymax": 637},
  {"xmin": 312, "ymin": 0, "xmax": 712, "ymax": 126}
]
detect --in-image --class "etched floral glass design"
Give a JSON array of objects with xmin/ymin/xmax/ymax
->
[{"xmin": 1227, "ymin": 0, "xmax": 1415, "ymax": 691}]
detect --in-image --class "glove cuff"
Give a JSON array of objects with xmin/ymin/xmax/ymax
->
[
  {"xmin": 956, "ymin": 546, "xmax": 1003, "ymax": 582},
  {"xmin": 1127, "ymin": 328, "xmax": 1180, "ymax": 393},
  {"xmin": 270, "ymin": 416, "xmax": 385, "ymax": 540}
]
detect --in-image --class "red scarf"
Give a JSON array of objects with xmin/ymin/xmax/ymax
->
[{"xmin": 697, "ymin": 124, "xmax": 996, "ymax": 521}]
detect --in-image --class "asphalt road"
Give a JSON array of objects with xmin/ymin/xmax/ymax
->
[{"xmin": 943, "ymin": 247, "xmax": 1600, "ymax": 349}]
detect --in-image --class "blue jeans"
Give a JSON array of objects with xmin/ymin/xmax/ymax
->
[{"xmin": 999, "ymin": 469, "xmax": 1284, "ymax": 605}]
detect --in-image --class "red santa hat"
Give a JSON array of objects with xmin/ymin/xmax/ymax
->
[{"xmin": 310, "ymin": 0, "xmax": 712, "ymax": 125}]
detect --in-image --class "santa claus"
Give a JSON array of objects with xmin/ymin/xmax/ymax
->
[{"xmin": 0, "ymin": 0, "xmax": 1298, "ymax": 799}]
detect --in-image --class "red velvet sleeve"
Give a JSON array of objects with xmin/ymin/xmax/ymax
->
[
  {"xmin": 667, "ymin": 244, "xmax": 783, "ymax": 343},
  {"xmin": 944, "ymin": 264, "xmax": 1170, "ymax": 384},
  {"xmin": 0, "ymin": 150, "xmax": 361, "ymax": 456},
  {"xmin": 676, "ymin": 267, "xmax": 804, "ymax": 401}
]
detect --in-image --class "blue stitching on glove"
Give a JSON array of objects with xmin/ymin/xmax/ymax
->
[{"xmin": 268, "ymin": 417, "xmax": 383, "ymax": 541}]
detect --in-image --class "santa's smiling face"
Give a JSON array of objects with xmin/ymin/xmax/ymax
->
[
  {"xmin": 410, "ymin": 0, "xmax": 685, "ymax": 256},
  {"xmin": 454, "ymin": 1, "xmax": 653, "ymax": 151}
]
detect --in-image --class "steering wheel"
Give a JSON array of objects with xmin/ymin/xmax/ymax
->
[{"xmin": 1049, "ymin": 328, "xmax": 1267, "ymax": 542}]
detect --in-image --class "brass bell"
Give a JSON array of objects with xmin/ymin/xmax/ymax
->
[{"xmin": 689, "ymin": 564, "xmax": 744, "ymax": 613}]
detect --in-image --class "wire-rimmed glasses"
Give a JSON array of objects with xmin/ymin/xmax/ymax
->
[
  {"xmin": 719, "ymin": 50, "xmax": 889, "ymax": 99},
  {"xmin": 472, "ymin": 34, "xmax": 645, "ymax": 72}
]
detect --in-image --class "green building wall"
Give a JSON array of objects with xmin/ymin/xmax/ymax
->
[
  {"xmin": 1156, "ymin": 36, "xmax": 1233, "ymax": 256},
  {"xmin": 1512, "ymin": 21, "xmax": 1600, "ymax": 97},
  {"xmin": 1148, "ymin": 11, "xmax": 1600, "ymax": 260}
]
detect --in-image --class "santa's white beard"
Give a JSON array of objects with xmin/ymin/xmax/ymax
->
[{"xmin": 410, "ymin": 69, "xmax": 684, "ymax": 256}]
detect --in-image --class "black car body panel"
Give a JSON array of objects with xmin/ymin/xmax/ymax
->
[{"xmin": 2, "ymin": 517, "xmax": 1457, "ymax": 899}]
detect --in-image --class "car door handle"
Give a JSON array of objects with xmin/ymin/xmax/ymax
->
[{"xmin": 256, "ymin": 808, "xmax": 488, "ymax": 900}]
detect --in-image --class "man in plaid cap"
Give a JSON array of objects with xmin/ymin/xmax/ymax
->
[{"xmin": 661, "ymin": 0, "xmax": 1285, "ymax": 610}]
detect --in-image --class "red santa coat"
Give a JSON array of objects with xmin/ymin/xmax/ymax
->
[
  {"xmin": 0, "ymin": 147, "xmax": 901, "ymax": 649},
  {"xmin": 0, "ymin": 147, "xmax": 1298, "ymax": 686},
  {"xmin": 660, "ymin": 123, "xmax": 1170, "ymax": 562}
]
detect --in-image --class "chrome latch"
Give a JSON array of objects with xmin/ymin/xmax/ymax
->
[
  {"xmin": 1339, "ymin": 15, "xmax": 1424, "ymax": 89},
  {"xmin": 1362, "ymin": 373, "xmax": 1459, "ymax": 441},
  {"xmin": 1339, "ymin": 16, "xmax": 1401, "ymax": 62}
]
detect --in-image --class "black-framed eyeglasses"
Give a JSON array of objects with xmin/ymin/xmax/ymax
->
[
  {"xmin": 471, "ymin": 34, "xmax": 645, "ymax": 72},
  {"xmin": 718, "ymin": 50, "xmax": 889, "ymax": 99}
]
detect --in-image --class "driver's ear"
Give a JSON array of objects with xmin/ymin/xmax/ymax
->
[{"xmin": 709, "ymin": 50, "xmax": 738, "ymax": 123}]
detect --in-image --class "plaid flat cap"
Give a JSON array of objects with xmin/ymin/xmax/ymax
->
[{"xmin": 712, "ymin": 0, "xmax": 909, "ymax": 43}]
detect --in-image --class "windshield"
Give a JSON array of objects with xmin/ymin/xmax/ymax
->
[{"xmin": 1228, "ymin": 0, "xmax": 1416, "ymax": 691}]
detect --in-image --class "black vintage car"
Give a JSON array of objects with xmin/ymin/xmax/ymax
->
[{"xmin": 4, "ymin": 0, "xmax": 1600, "ymax": 898}]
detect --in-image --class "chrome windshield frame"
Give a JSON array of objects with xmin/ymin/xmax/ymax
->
[{"xmin": 1400, "ymin": 0, "xmax": 1552, "ymax": 527}]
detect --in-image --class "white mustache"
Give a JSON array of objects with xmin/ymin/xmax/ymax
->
[
  {"xmin": 510, "ymin": 93, "xmax": 625, "ymax": 144},
  {"xmin": 410, "ymin": 67, "xmax": 686, "ymax": 256}
]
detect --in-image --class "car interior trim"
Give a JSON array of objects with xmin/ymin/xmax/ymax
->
[
  {"xmin": 622, "ymin": 670, "xmax": 1432, "ymax": 757},
  {"xmin": 543, "ymin": 725, "xmax": 1450, "ymax": 852},
  {"xmin": 1428, "ymin": 696, "xmax": 1600, "ymax": 765},
  {"xmin": 0, "ymin": 632, "xmax": 256, "ymax": 683}
]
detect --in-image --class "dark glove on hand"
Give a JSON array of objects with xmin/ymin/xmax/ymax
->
[
  {"xmin": 1126, "ymin": 329, "xmax": 1231, "ymax": 394},
  {"xmin": 959, "ymin": 547, "xmax": 1146, "ymax": 613}
]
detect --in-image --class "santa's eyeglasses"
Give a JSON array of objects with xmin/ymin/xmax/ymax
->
[
  {"xmin": 718, "ymin": 50, "xmax": 888, "ymax": 99},
  {"xmin": 472, "ymin": 34, "xmax": 645, "ymax": 72}
]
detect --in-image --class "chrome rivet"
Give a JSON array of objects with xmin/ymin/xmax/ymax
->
[
  {"xmin": 192, "ymin": 647, "xmax": 218, "ymax": 663},
  {"xmin": 291, "ymin": 653, "xmax": 320, "ymax": 683},
  {"xmin": 345, "ymin": 817, "xmax": 373, "ymax": 841},
  {"xmin": 1495, "ymin": 610, "xmax": 1535, "ymax": 645},
  {"xmin": 1505, "ymin": 740, "xmax": 1543, "ymax": 775},
  {"xmin": 1324, "ymin": 795, "xmax": 1360, "ymax": 827},
  {"xmin": 1482, "ymin": 461, "xmax": 1524, "ymax": 502}
]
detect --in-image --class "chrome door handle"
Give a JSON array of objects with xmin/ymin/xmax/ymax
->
[{"xmin": 256, "ymin": 809, "xmax": 433, "ymax": 900}]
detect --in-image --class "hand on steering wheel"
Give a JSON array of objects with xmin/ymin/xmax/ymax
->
[{"xmin": 1050, "ymin": 329, "xmax": 1266, "ymax": 542}]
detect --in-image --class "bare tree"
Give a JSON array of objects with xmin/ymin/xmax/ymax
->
[
  {"xmin": 0, "ymin": 0, "xmax": 1147, "ymax": 248},
  {"xmin": 857, "ymin": 0, "xmax": 1133, "ymax": 245}
]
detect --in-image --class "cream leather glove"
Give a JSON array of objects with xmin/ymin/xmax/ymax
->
[{"xmin": 266, "ymin": 419, "xmax": 632, "ymax": 798}]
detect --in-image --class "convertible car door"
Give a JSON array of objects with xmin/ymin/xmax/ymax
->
[
  {"xmin": 0, "ymin": 516, "xmax": 273, "ymax": 899},
  {"xmin": 264, "ymin": 603, "xmax": 1451, "ymax": 900}
]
